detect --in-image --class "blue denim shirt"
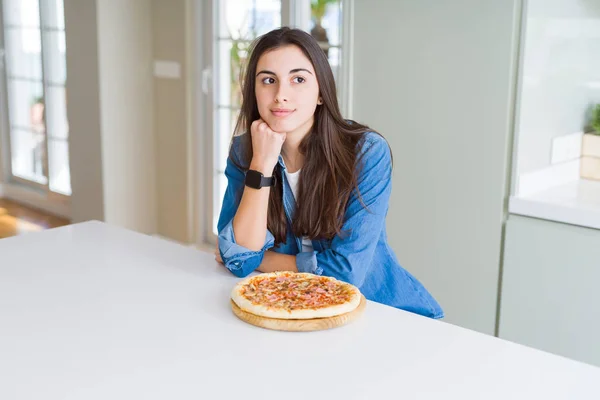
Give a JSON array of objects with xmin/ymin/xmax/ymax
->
[{"xmin": 217, "ymin": 132, "xmax": 443, "ymax": 319}]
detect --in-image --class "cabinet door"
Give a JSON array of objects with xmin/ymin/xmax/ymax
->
[{"xmin": 499, "ymin": 215, "xmax": 600, "ymax": 367}]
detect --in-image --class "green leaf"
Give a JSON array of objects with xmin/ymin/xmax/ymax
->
[
  {"xmin": 592, "ymin": 104, "xmax": 600, "ymax": 135},
  {"xmin": 311, "ymin": 0, "xmax": 338, "ymax": 23}
]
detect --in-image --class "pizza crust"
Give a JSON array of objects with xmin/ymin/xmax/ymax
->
[{"xmin": 230, "ymin": 272, "xmax": 362, "ymax": 320}]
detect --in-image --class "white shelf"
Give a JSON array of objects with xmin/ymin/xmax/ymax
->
[{"xmin": 509, "ymin": 179, "xmax": 600, "ymax": 230}]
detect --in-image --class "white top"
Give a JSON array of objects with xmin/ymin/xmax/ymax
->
[
  {"xmin": 284, "ymin": 168, "xmax": 314, "ymax": 253},
  {"xmin": 1, "ymin": 221, "xmax": 599, "ymax": 400}
]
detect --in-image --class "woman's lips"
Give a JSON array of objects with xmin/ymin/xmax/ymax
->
[{"xmin": 271, "ymin": 109, "xmax": 294, "ymax": 117}]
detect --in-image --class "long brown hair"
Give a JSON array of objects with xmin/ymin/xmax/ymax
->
[{"xmin": 230, "ymin": 27, "xmax": 383, "ymax": 246}]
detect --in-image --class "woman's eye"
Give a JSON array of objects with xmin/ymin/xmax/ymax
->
[
  {"xmin": 262, "ymin": 77, "xmax": 275, "ymax": 84},
  {"xmin": 292, "ymin": 76, "xmax": 305, "ymax": 84}
]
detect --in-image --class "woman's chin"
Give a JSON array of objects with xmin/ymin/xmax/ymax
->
[{"xmin": 266, "ymin": 119, "xmax": 296, "ymax": 134}]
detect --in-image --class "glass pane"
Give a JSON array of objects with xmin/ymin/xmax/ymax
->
[
  {"xmin": 10, "ymin": 129, "xmax": 47, "ymax": 184},
  {"xmin": 219, "ymin": 0, "xmax": 281, "ymax": 39},
  {"xmin": 42, "ymin": 0, "xmax": 65, "ymax": 30},
  {"xmin": 213, "ymin": 172, "xmax": 228, "ymax": 235},
  {"xmin": 329, "ymin": 46, "xmax": 341, "ymax": 84},
  {"xmin": 217, "ymin": 1, "xmax": 281, "ymax": 106},
  {"xmin": 44, "ymin": 30, "xmax": 67, "ymax": 85},
  {"xmin": 2, "ymin": 0, "xmax": 40, "ymax": 27},
  {"xmin": 4, "ymin": 28, "xmax": 43, "ymax": 80},
  {"xmin": 217, "ymin": 40, "xmax": 232, "ymax": 106},
  {"xmin": 216, "ymin": 108, "xmax": 238, "ymax": 171},
  {"xmin": 45, "ymin": 86, "xmax": 68, "ymax": 139},
  {"xmin": 309, "ymin": 0, "xmax": 341, "ymax": 59},
  {"xmin": 48, "ymin": 139, "xmax": 71, "ymax": 195},
  {"xmin": 7, "ymin": 79, "xmax": 44, "ymax": 131},
  {"xmin": 218, "ymin": 39, "xmax": 249, "ymax": 108},
  {"xmin": 328, "ymin": 46, "xmax": 341, "ymax": 67}
]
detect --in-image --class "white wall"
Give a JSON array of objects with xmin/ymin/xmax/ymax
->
[
  {"xmin": 152, "ymin": 0, "xmax": 192, "ymax": 244},
  {"xmin": 64, "ymin": 0, "xmax": 105, "ymax": 222},
  {"xmin": 352, "ymin": 0, "xmax": 521, "ymax": 334},
  {"xmin": 516, "ymin": 0, "xmax": 600, "ymax": 175},
  {"xmin": 65, "ymin": 0, "xmax": 157, "ymax": 234},
  {"xmin": 96, "ymin": 0, "xmax": 157, "ymax": 234}
]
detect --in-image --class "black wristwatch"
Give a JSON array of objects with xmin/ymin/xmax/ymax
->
[{"xmin": 244, "ymin": 169, "xmax": 275, "ymax": 189}]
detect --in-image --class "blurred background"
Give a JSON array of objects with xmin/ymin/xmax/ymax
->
[{"xmin": 1, "ymin": 0, "xmax": 599, "ymax": 368}]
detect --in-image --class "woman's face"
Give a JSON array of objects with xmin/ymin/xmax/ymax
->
[{"xmin": 254, "ymin": 45, "xmax": 321, "ymax": 137}]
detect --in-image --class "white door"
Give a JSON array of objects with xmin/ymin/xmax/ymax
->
[{"xmin": 0, "ymin": 0, "xmax": 71, "ymax": 210}]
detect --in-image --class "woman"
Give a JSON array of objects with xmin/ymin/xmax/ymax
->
[{"xmin": 216, "ymin": 27, "xmax": 443, "ymax": 319}]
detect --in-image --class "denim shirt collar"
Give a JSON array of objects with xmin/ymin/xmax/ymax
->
[{"xmin": 277, "ymin": 154, "xmax": 286, "ymax": 169}]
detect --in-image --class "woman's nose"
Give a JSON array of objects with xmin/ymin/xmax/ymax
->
[{"xmin": 274, "ymin": 84, "xmax": 290, "ymax": 103}]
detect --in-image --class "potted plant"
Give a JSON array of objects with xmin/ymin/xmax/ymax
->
[
  {"xmin": 580, "ymin": 104, "xmax": 600, "ymax": 181},
  {"xmin": 310, "ymin": 0, "xmax": 337, "ymax": 57}
]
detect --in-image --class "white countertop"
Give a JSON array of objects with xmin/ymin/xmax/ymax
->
[
  {"xmin": 509, "ymin": 179, "xmax": 600, "ymax": 230},
  {"xmin": 1, "ymin": 221, "xmax": 599, "ymax": 399}
]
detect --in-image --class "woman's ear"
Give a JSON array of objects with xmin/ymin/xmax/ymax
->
[{"xmin": 317, "ymin": 97, "xmax": 323, "ymax": 105}]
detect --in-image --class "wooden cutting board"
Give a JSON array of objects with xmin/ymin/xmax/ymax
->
[{"xmin": 231, "ymin": 295, "xmax": 367, "ymax": 332}]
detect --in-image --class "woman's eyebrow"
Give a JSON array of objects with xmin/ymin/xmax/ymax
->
[
  {"xmin": 256, "ymin": 68, "xmax": 314, "ymax": 77},
  {"xmin": 256, "ymin": 70, "xmax": 276, "ymax": 77},
  {"xmin": 289, "ymin": 68, "xmax": 313, "ymax": 75}
]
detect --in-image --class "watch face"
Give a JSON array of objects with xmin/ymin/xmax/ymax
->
[{"xmin": 245, "ymin": 170, "xmax": 263, "ymax": 188}]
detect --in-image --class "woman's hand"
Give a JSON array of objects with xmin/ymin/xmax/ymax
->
[{"xmin": 249, "ymin": 119, "xmax": 286, "ymax": 175}]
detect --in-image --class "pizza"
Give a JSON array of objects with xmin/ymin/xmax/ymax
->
[{"xmin": 230, "ymin": 271, "xmax": 362, "ymax": 320}]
